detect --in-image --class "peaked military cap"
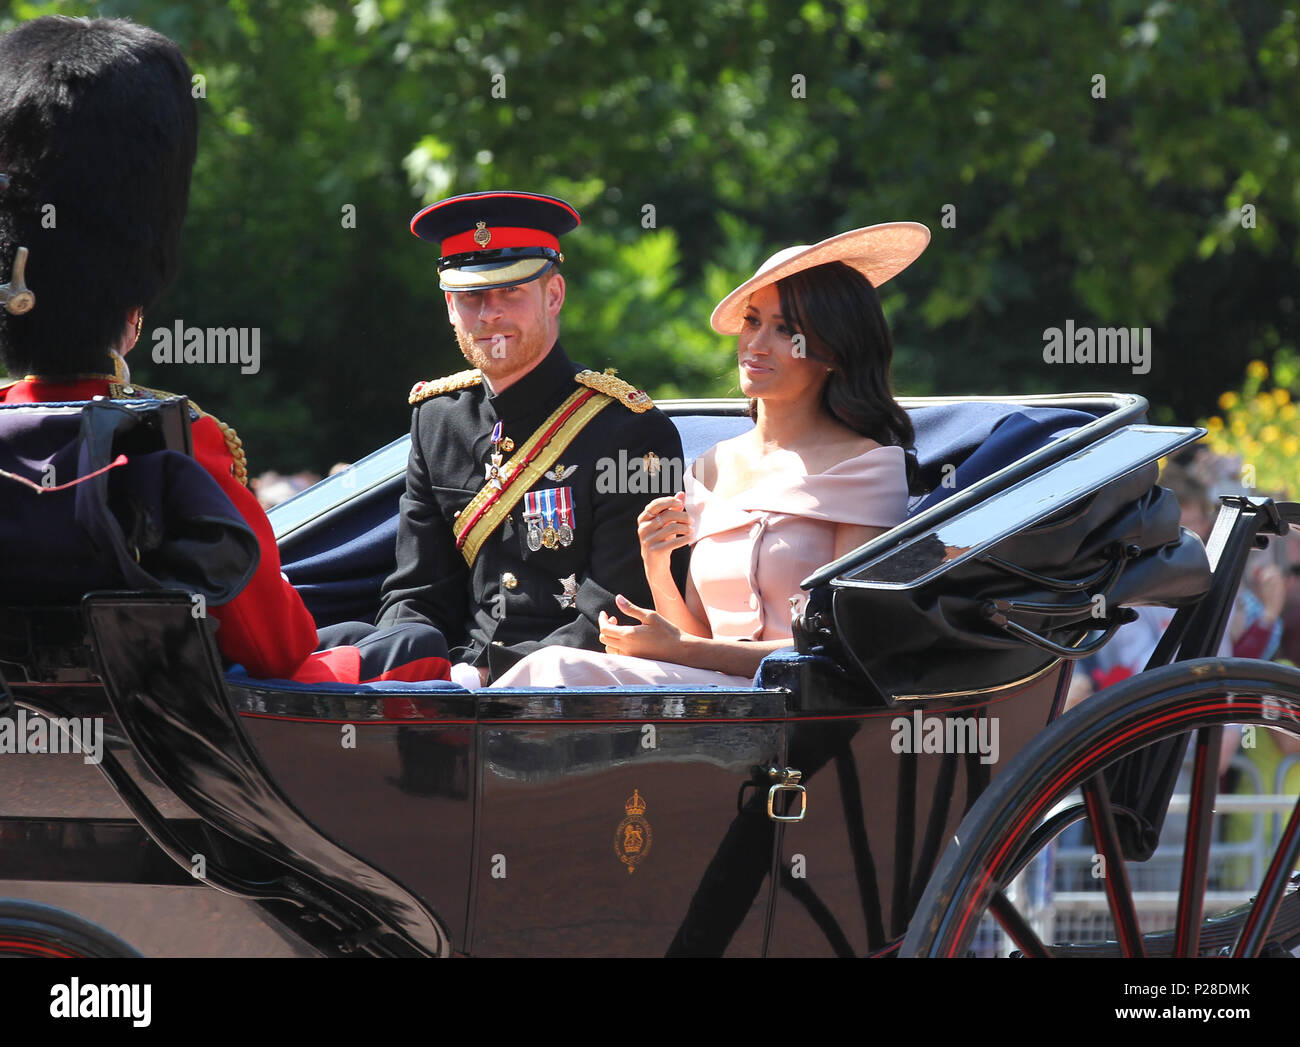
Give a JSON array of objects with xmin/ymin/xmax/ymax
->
[{"xmin": 410, "ymin": 190, "xmax": 581, "ymax": 292}]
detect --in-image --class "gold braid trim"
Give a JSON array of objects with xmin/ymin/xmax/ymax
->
[
  {"xmin": 453, "ymin": 387, "xmax": 615, "ymax": 565},
  {"xmin": 574, "ymin": 368, "xmax": 654, "ymax": 413},
  {"xmin": 409, "ymin": 369, "xmax": 483, "ymax": 405},
  {"xmin": 119, "ymin": 383, "xmax": 249, "ymax": 487},
  {"xmin": 213, "ymin": 417, "xmax": 248, "ymax": 486}
]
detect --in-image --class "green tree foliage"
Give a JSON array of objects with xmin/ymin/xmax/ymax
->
[{"xmin": 2, "ymin": 0, "xmax": 1295, "ymax": 467}]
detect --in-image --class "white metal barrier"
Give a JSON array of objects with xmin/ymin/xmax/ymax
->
[{"xmin": 974, "ymin": 750, "xmax": 1299, "ymax": 954}]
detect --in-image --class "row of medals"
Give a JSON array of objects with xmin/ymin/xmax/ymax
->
[
  {"xmin": 526, "ymin": 514, "xmax": 573, "ymax": 551},
  {"xmin": 485, "ymin": 430, "xmax": 574, "ymax": 551}
]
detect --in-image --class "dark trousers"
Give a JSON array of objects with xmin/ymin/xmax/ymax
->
[{"xmin": 316, "ymin": 620, "xmax": 451, "ymax": 682}]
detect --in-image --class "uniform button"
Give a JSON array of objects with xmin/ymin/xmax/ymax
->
[
  {"xmin": 749, "ymin": 593, "xmax": 759, "ymax": 611},
  {"xmin": 502, "ymin": 572, "xmax": 518, "ymax": 590}
]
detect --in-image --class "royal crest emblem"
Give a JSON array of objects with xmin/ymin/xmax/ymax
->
[
  {"xmin": 614, "ymin": 789, "xmax": 652, "ymax": 874},
  {"xmin": 473, "ymin": 220, "xmax": 492, "ymax": 247}
]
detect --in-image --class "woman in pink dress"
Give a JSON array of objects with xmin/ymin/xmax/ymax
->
[{"xmin": 491, "ymin": 223, "xmax": 930, "ymax": 688}]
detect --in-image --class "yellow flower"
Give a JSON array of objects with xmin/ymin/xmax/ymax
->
[
  {"xmin": 1260, "ymin": 424, "xmax": 1281, "ymax": 443},
  {"xmin": 1219, "ymin": 391, "xmax": 1239, "ymax": 410},
  {"xmin": 1285, "ymin": 437, "xmax": 1300, "ymax": 457},
  {"xmin": 1231, "ymin": 418, "xmax": 1247, "ymax": 437},
  {"xmin": 1206, "ymin": 415, "xmax": 1224, "ymax": 430},
  {"xmin": 1255, "ymin": 394, "xmax": 1276, "ymax": 419},
  {"xmin": 1247, "ymin": 360, "xmax": 1269, "ymax": 380},
  {"xmin": 1281, "ymin": 404, "xmax": 1297, "ymax": 421},
  {"xmin": 1273, "ymin": 388, "xmax": 1291, "ymax": 406}
]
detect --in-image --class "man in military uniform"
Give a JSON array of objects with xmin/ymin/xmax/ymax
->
[{"xmin": 367, "ymin": 191, "xmax": 683, "ymax": 686}]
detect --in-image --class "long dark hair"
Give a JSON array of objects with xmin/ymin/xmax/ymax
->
[
  {"xmin": 749, "ymin": 260, "xmax": 922, "ymax": 494},
  {"xmin": 0, "ymin": 17, "xmax": 197, "ymax": 376}
]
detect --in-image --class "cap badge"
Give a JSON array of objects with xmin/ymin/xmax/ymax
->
[{"xmin": 473, "ymin": 220, "xmax": 492, "ymax": 247}]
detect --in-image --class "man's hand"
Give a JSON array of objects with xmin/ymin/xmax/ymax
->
[
  {"xmin": 599, "ymin": 594, "xmax": 688, "ymax": 663},
  {"xmin": 637, "ymin": 493, "xmax": 691, "ymax": 584}
]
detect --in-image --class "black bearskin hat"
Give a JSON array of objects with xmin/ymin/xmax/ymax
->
[{"xmin": 0, "ymin": 16, "xmax": 197, "ymax": 376}]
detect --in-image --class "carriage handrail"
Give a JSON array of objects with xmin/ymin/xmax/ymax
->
[{"xmin": 803, "ymin": 391, "xmax": 1153, "ymax": 588}]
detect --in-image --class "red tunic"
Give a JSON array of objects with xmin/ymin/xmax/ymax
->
[{"xmin": 2, "ymin": 376, "xmax": 428, "ymax": 683}]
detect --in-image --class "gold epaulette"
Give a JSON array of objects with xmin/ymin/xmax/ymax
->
[
  {"xmin": 409, "ymin": 369, "xmax": 483, "ymax": 405},
  {"xmin": 122, "ymin": 383, "xmax": 248, "ymax": 487},
  {"xmin": 575, "ymin": 368, "xmax": 653, "ymax": 413}
]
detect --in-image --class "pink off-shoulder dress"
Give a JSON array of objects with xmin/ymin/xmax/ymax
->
[{"xmin": 490, "ymin": 444, "xmax": 910, "ymax": 688}]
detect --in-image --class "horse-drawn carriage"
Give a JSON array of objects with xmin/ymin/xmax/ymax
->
[{"xmin": 1, "ymin": 389, "xmax": 1297, "ymax": 957}]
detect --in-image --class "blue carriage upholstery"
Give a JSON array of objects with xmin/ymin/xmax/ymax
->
[{"xmin": 272, "ymin": 402, "xmax": 1101, "ymax": 669}]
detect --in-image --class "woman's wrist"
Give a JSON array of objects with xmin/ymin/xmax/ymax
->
[{"xmin": 646, "ymin": 563, "xmax": 678, "ymax": 595}]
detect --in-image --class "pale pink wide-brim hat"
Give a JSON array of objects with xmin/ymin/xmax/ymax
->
[{"xmin": 709, "ymin": 221, "xmax": 932, "ymax": 335}]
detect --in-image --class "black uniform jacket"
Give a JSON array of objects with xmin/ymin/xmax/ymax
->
[{"xmin": 377, "ymin": 343, "xmax": 684, "ymax": 675}]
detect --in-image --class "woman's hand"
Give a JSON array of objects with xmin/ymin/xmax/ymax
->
[
  {"xmin": 637, "ymin": 492, "xmax": 692, "ymax": 583},
  {"xmin": 600, "ymin": 594, "xmax": 688, "ymax": 662}
]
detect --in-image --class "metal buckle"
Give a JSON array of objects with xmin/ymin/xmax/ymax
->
[{"xmin": 766, "ymin": 766, "xmax": 807, "ymax": 822}]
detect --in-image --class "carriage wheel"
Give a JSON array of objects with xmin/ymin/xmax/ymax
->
[
  {"xmin": 0, "ymin": 900, "xmax": 143, "ymax": 958},
  {"xmin": 901, "ymin": 658, "xmax": 1300, "ymax": 957}
]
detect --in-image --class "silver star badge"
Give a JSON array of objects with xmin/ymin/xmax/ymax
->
[{"xmin": 555, "ymin": 574, "xmax": 578, "ymax": 609}]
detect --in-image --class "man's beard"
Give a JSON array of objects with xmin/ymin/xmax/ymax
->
[{"xmin": 454, "ymin": 315, "xmax": 552, "ymax": 381}]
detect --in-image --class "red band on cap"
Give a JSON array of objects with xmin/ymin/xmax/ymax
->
[{"xmin": 442, "ymin": 227, "xmax": 561, "ymax": 257}]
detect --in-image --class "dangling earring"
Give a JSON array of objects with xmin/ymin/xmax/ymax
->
[{"xmin": 135, "ymin": 311, "xmax": 143, "ymax": 341}]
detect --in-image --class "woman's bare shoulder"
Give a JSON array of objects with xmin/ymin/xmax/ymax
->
[
  {"xmin": 805, "ymin": 431, "xmax": 886, "ymax": 474},
  {"xmin": 693, "ymin": 434, "xmax": 751, "ymax": 489}
]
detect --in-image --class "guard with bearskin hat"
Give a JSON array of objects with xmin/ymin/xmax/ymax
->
[{"xmin": 0, "ymin": 15, "xmax": 448, "ymax": 684}]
